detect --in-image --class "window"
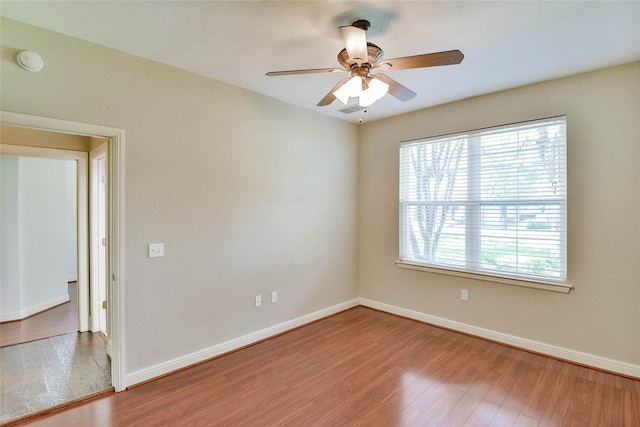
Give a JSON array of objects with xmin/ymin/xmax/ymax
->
[{"xmin": 399, "ymin": 117, "xmax": 567, "ymax": 286}]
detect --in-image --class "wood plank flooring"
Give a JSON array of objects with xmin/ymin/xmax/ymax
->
[
  {"xmin": 11, "ymin": 306, "xmax": 640, "ymax": 427},
  {"xmin": 1, "ymin": 282, "xmax": 78, "ymax": 347}
]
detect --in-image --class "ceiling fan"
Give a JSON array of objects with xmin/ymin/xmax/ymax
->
[{"xmin": 266, "ymin": 19, "xmax": 464, "ymax": 108}]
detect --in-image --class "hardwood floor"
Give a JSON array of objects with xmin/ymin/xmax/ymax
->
[
  {"xmin": 11, "ymin": 307, "xmax": 640, "ymax": 427},
  {"xmin": 1, "ymin": 282, "xmax": 78, "ymax": 347}
]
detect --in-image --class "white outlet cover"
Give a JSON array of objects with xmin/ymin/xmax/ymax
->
[{"xmin": 148, "ymin": 243, "xmax": 164, "ymax": 258}]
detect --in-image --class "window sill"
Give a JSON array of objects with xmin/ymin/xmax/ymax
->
[{"xmin": 395, "ymin": 261, "xmax": 573, "ymax": 294}]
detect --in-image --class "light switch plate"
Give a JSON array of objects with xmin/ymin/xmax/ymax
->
[{"xmin": 148, "ymin": 243, "xmax": 164, "ymax": 258}]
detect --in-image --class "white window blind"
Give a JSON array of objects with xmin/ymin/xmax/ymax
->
[{"xmin": 399, "ymin": 117, "xmax": 567, "ymax": 284}]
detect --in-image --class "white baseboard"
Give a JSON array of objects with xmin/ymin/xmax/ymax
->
[
  {"xmin": 359, "ymin": 298, "xmax": 640, "ymax": 379},
  {"xmin": 125, "ymin": 298, "xmax": 360, "ymax": 388},
  {"xmin": 0, "ymin": 294, "xmax": 70, "ymax": 322}
]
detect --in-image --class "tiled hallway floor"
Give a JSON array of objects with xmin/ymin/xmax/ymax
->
[{"xmin": 0, "ymin": 332, "xmax": 111, "ymax": 424}]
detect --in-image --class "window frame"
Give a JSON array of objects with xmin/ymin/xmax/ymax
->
[{"xmin": 397, "ymin": 117, "xmax": 571, "ymax": 293}]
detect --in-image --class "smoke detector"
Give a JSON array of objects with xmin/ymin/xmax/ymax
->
[{"xmin": 17, "ymin": 50, "xmax": 44, "ymax": 72}]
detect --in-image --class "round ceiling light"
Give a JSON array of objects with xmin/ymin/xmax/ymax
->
[{"xmin": 17, "ymin": 50, "xmax": 44, "ymax": 72}]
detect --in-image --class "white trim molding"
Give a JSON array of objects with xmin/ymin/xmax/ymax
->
[
  {"xmin": 396, "ymin": 261, "xmax": 572, "ymax": 294},
  {"xmin": 126, "ymin": 299, "xmax": 360, "ymax": 388},
  {"xmin": 359, "ymin": 298, "xmax": 640, "ymax": 379}
]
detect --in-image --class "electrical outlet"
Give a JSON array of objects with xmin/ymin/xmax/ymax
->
[
  {"xmin": 271, "ymin": 291, "xmax": 278, "ymax": 303},
  {"xmin": 148, "ymin": 243, "xmax": 164, "ymax": 258},
  {"xmin": 461, "ymin": 289, "xmax": 469, "ymax": 301},
  {"xmin": 255, "ymin": 294, "xmax": 262, "ymax": 307}
]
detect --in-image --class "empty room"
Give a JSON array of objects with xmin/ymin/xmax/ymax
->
[{"xmin": 0, "ymin": 1, "xmax": 638, "ymax": 426}]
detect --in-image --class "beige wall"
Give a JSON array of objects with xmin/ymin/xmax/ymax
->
[
  {"xmin": 359, "ymin": 62, "xmax": 640, "ymax": 366},
  {"xmin": 1, "ymin": 18, "xmax": 358, "ymax": 373}
]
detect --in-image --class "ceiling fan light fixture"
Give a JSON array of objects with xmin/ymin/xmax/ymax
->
[
  {"xmin": 359, "ymin": 89, "xmax": 376, "ymax": 107},
  {"xmin": 333, "ymin": 75, "xmax": 362, "ymax": 104},
  {"xmin": 369, "ymin": 78, "xmax": 389, "ymax": 100}
]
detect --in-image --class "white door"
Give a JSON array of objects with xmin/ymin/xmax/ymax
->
[
  {"xmin": 97, "ymin": 155, "xmax": 107, "ymax": 335},
  {"xmin": 90, "ymin": 142, "xmax": 108, "ymax": 341}
]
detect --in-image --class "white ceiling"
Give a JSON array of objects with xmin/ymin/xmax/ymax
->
[{"xmin": 2, "ymin": 1, "xmax": 639, "ymax": 123}]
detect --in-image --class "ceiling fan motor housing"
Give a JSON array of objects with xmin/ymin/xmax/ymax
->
[{"xmin": 337, "ymin": 43, "xmax": 384, "ymax": 70}]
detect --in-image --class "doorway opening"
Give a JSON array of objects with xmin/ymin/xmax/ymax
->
[
  {"xmin": 0, "ymin": 146, "xmax": 109, "ymax": 423},
  {"xmin": 0, "ymin": 111, "xmax": 125, "ymax": 394}
]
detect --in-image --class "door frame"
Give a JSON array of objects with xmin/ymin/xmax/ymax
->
[{"xmin": 0, "ymin": 111, "xmax": 126, "ymax": 392}]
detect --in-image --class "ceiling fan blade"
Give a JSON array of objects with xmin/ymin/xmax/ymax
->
[
  {"xmin": 266, "ymin": 67, "xmax": 345, "ymax": 76},
  {"xmin": 339, "ymin": 25, "xmax": 368, "ymax": 64},
  {"xmin": 377, "ymin": 50, "xmax": 464, "ymax": 71},
  {"xmin": 317, "ymin": 77, "xmax": 351, "ymax": 106},
  {"xmin": 373, "ymin": 74, "xmax": 417, "ymax": 102}
]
